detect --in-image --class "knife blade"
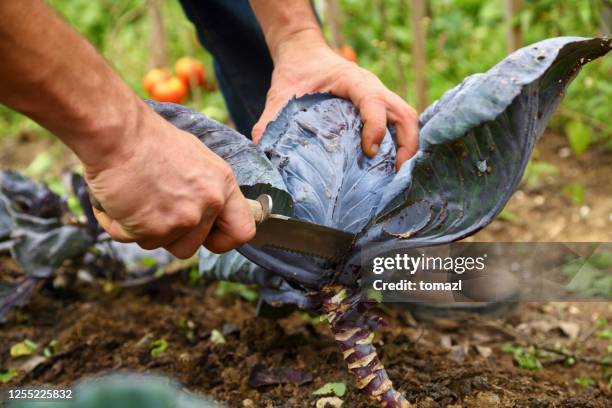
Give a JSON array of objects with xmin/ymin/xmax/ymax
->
[{"xmin": 246, "ymin": 195, "xmax": 355, "ymax": 262}]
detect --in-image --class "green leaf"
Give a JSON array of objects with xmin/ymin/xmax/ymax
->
[
  {"xmin": 523, "ymin": 160, "xmax": 558, "ymax": 188},
  {"xmin": 214, "ymin": 281, "xmax": 258, "ymax": 302},
  {"xmin": 149, "ymin": 339, "xmax": 168, "ymax": 358},
  {"xmin": 139, "ymin": 256, "xmax": 159, "ymax": 268},
  {"xmin": 43, "ymin": 339, "xmax": 59, "ymax": 358},
  {"xmin": 25, "ymin": 152, "xmax": 54, "ymax": 178},
  {"xmin": 563, "ymin": 182, "xmax": 586, "ymax": 205},
  {"xmin": 67, "ymin": 195, "xmax": 84, "ymax": 216},
  {"xmin": 210, "ymin": 329, "xmax": 226, "ymax": 345},
  {"xmin": 597, "ymin": 329, "xmax": 612, "ymax": 340},
  {"xmin": 10, "ymin": 339, "xmax": 38, "ymax": 358},
  {"xmin": 509, "ymin": 346, "xmax": 542, "ymax": 370},
  {"xmin": 312, "ymin": 382, "xmax": 347, "ymax": 397},
  {"xmin": 566, "ymin": 120, "xmax": 592, "ymax": 155},
  {"xmin": 497, "ymin": 209, "xmax": 518, "ymax": 224},
  {"xmin": 501, "ymin": 343, "xmax": 516, "ymax": 353},
  {"xmin": 575, "ymin": 376, "xmax": 595, "ymax": 388},
  {"xmin": 597, "ymin": 318, "xmax": 608, "ymax": 329},
  {"xmin": 0, "ymin": 368, "xmax": 17, "ymax": 384}
]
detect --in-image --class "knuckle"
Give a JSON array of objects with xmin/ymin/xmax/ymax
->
[
  {"xmin": 206, "ymin": 191, "xmax": 225, "ymax": 214},
  {"xmin": 404, "ymin": 106, "xmax": 419, "ymax": 121},
  {"xmin": 360, "ymin": 94, "xmax": 386, "ymax": 114},
  {"xmin": 266, "ymin": 87, "xmax": 282, "ymax": 102},
  {"xmin": 174, "ymin": 209, "xmax": 201, "ymax": 230},
  {"xmin": 367, "ymin": 122, "xmax": 387, "ymax": 137},
  {"xmin": 369, "ymin": 92, "xmax": 386, "ymax": 104}
]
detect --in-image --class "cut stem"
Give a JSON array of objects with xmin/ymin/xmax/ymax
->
[{"xmin": 321, "ymin": 285, "xmax": 412, "ymax": 408}]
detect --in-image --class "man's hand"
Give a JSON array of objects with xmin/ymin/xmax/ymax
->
[
  {"xmin": 0, "ymin": 0, "xmax": 254, "ymax": 258},
  {"xmin": 85, "ymin": 106, "xmax": 255, "ymax": 258},
  {"xmin": 249, "ymin": 1, "xmax": 419, "ymax": 170}
]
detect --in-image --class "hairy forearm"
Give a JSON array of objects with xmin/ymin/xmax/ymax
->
[
  {"xmin": 248, "ymin": 0, "xmax": 327, "ymax": 61},
  {"xmin": 0, "ymin": 0, "xmax": 144, "ymax": 168}
]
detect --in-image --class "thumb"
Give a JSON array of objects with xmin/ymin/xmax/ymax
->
[
  {"xmin": 203, "ymin": 188, "xmax": 256, "ymax": 253},
  {"xmin": 252, "ymin": 89, "xmax": 294, "ymax": 143},
  {"xmin": 93, "ymin": 208, "xmax": 138, "ymax": 243}
]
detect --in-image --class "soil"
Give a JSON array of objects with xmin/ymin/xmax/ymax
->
[
  {"xmin": 1, "ymin": 132, "xmax": 611, "ymax": 407},
  {"xmin": 1, "ymin": 280, "xmax": 610, "ymax": 407}
]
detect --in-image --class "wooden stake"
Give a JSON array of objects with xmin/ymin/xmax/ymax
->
[
  {"xmin": 325, "ymin": 0, "xmax": 344, "ymax": 48},
  {"xmin": 377, "ymin": 0, "xmax": 408, "ymax": 99},
  {"xmin": 505, "ymin": 0, "xmax": 523, "ymax": 52},
  {"xmin": 148, "ymin": 0, "xmax": 168, "ymax": 68},
  {"xmin": 410, "ymin": 0, "xmax": 427, "ymax": 112}
]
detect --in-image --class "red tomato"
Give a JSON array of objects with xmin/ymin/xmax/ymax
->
[
  {"xmin": 335, "ymin": 45, "xmax": 357, "ymax": 63},
  {"xmin": 143, "ymin": 68, "xmax": 170, "ymax": 96},
  {"xmin": 174, "ymin": 57, "xmax": 206, "ymax": 88},
  {"xmin": 150, "ymin": 77, "xmax": 188, "ymax": 104}
]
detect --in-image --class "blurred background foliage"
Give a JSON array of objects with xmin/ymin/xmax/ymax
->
[{"xmin": 0, "ymin": 0, "xmax": 610, "ymax": 154}]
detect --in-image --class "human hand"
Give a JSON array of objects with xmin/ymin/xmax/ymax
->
[
  {"xmin": 252, "ymin": 30, "xmax": 419, "ymax": 170},
  {"xmin": 84, "ymin": 105, "xmax": 255, "ymax": 258}
]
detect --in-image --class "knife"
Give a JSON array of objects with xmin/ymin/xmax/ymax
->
[{"xmin": 88, "ymin": 191, "xmax": 355, "ymax": 262}]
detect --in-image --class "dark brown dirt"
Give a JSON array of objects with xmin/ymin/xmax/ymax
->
[
  {"xmin": 1, "ymin": 132, "xmax": 611, "ymax": 407},
  {"xmin": 0, "ymin": 280, "xmax": 610, "ymax": 407}
]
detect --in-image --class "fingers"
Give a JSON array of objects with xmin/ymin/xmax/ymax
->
[
  {"xmin": 163, "ymin": 215, "xmax": 216, "ymax": 259},
  {"xmin": 252, "ymin": 88, "xmax": 294, "ymax": 143},
  {"xmin": 358, "ymin": 96, "xmax": 388, "ymax": 157},
  {"xmin": 204, "ymin": 188, "xmax": 256, "ymax": 254},
  {"xmin": 343, "ymin": 77, "xmax": 419, "ymax": 168},
  {"xmin": 93, "ymin": 208, "xmax": 137, "ymax": 242},
  {"xmin": 385, "ymin": 93, "xmax": 419, "ymax": 170}
]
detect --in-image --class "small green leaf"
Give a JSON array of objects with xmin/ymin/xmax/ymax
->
[
  {"xmin": 210, "ymin": 329, "xmax": 226, "ymax": 344},
  {"xmin": 497, "ymin": 209, "xmax": 518, "ymax": 224},
  {"xmin": 501, "ymin": 343, "xmax": 516, "ymax": 353},
  {"xmin": 214, "ymin": 281, "xmax": 259, "ymax": 302},
  {"xmin": 26, "ymin": 152, "xmax": 54, "ymax": 178},
  {"xmin": 149, "ymin": 339, "xmax": 168, "ymax": 358},
  {"xmin": 139, "ymin": 256, "xmax": 159, "ymax": 268},
  {"xmin": 366, "ymin": 289, "xmax": 382, "ymax": 303},
  {"xmin": 188, "ymin": 267, "xmax": 202, "ymax": 286},
  {"xmin": 575, "ymin": 376, "xmax": 595, "ymax": 388},
  {"xmin": 563, "ymin": 182, "xmax": 586, "ymax": 205},
  {"xmin": 312, "ymin": 382, "xmax": 347, "ymax": 397},
  {"xmin": 43, "ymin": 339, "xmax": 59, "ymax": 358},
  {"xmin": 523, "ymin": 160, "xmax": 558, "ymax": 188},
  {"xmin": 566, "ymin": 120, "xmax": 592, "ymax": 155},
  {"xmin": 67, "ymin": 195, "xmax": 84, "ymax": 216},
  {"xmin": 10, "ymin": 339, "xmax": 38, "ymax": 358},
  {"xmin": 513, "ymin": 347, "xmax": 542, "ymax": 370},
  {"xmin": 563, "ymin": 356, "xmax": 576, "ymax": 367},
  {"xmin": 0, "ymin": 368, "xmax": 17, "ymax": 384},
  {"xmin": 597, "ymin": 329, "xmax": 612, "ymax": 340},
  {"xmin": 300, "ymin": 313, "xmax": 326, "ymax": 325}
]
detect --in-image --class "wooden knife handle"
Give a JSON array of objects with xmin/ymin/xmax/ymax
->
[
  {"xmin": 88, "ymin": 187, "xmax": 272, "ymax": 226},
  {"xmin": 248, "ymin": 194, "xmax": 272, "ymax": 225}
]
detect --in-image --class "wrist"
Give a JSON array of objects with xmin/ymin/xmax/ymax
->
[
  {"xmin": 269, "ymin": 26, "xmax": 326, "ymax": 62},
  {"xmin": 75, "ymin": 95, "xmax": 145, "ymax": 174}
]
